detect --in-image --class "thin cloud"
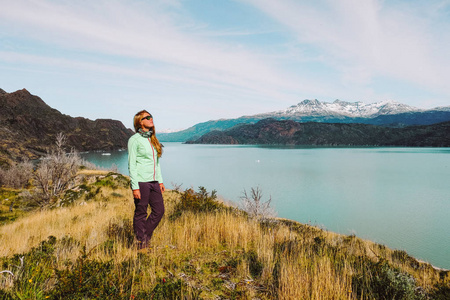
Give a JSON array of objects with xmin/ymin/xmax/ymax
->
[
  {"xmin": 244, "ymin": 0, "xmax": 450, "ymax": 98},
  {"xmin": 0, "ymin": 1, "xmax": 312, "ymax": 97}
]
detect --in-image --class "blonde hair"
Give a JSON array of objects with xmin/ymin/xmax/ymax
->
[{"xmin": 133, "ymin": 110, "xmax": 163, "ymax": 157}]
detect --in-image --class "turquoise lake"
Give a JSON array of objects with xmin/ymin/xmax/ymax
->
[{"xmin": 81, "ymin": 143, "xmax": 450, "ymax": 269}]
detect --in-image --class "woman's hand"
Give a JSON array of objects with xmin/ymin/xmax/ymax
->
[
  {"xmin": 132, "ymin": 189, "xmax": 141, "ymax": 199},
  {"xmin": 160, "ymin": 183, "xmax": 165, "ymax": 193}
]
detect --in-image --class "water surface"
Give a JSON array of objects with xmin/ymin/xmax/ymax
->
[{"xmin": 81, "ymin": 144, "xmax": 450, "ymax": 269}]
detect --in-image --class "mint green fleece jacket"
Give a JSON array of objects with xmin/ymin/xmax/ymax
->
[{"xmin": 127, "ymin": 133, "xmax": 163, "ymax": 190}]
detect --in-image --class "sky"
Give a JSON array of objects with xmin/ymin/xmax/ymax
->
[{"xmin": 1, "ymin": 0, "xmax": 450, "ymax": 131}]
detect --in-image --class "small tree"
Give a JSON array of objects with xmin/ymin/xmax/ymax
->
[
  {"xmin": 240, "ymin": 187, "xmax": 276, "ymax": 221},
  {"xmin": 32, "ymin": 133, "xmax": 81, "ymax": 207}
]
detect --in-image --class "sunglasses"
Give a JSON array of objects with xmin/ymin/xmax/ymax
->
[{"xmin": 141, "ymin": 115, "xmax": 153, "ymax": 121}]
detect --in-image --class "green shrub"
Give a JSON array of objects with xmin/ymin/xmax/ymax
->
[
  {"xmin": 61, "ymin": 189, "xmax": 84, "ymax": 206},
  {"xmin": 258, "ymin": 218, "xmax": 280, "ymax": 233},
  {"xmin": 52, "ymin": 246, "xmax": 134, "ymax": 299},
  {"xmin": 246, "ymin": 250, "xmax": 264, "ymax": 279},
  {"xmin": 352, "ymin": 259, "xmax": 426, "ymax": 299},
  {"xmin": 0, "ymin": 189, "xmax": 25, "ymax": 224},
  {"xmin": 0, "ymin": 289, "xmax": 13, "ymax": 299},
  {"xmin": 170, "ymin": 186, "xmax": 229, "ymax": 220},
  {"xmin": 224, "ymin": 256, "xmax": 241, "ymax": 271},
  {"xmin": 85, "ymin": 186, "xmax": 101, "ymax": 200},
  {"xmin": 0, "ymin": 188, "xmax": 21, "ymax": 202},
  {"xmin": 94, "ymin": 177, "xmax": 116, "ymax": 189},
  {"xmin": 312, "ymin": 236, "xmax": 326, "ymax": 256},
  {"xmin": 150, "ymin": 278, "xmax": 193, "ymax": 300},
  {"xmin": 211, "ymin": 278, "xmax": 224, "ymax": 289},
  {"xmin": 94, "ymin": 173, "xmax": 130, "ymax": 190},
  {"xmin": 1, "ymin": 236, "xmax": 57, "ymax": 299},
  {"xmin": 273, "ymin": 239, "xmax": 300, "ymax": 258},
  {"xmin": 429, "ymin": 283, "xmax": 450, "ymax": 300},
  {"xmin": 392, "ymin": 250, "xmax": 420, "ymax": 270}
]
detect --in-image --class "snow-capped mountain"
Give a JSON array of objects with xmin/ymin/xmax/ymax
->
[
  {"xmin": 159, "ymin": 99, "xmax": 450, "ymax": 142},
  {"xmin": 257, "ymin": 99, "xmax": 424, "ymax": 119}
]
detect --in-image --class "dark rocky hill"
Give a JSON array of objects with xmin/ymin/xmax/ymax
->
[
  {"xmin": 0, "ymin": 89, "xmax": 133, "ymax": 167},
  {"xmin": 187, "ymin": 118, "xmax": 450, "ymax": 147}
]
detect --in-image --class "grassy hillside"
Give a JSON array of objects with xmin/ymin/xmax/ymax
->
[{"xmin": 0, "ymin": 171, "xmax": 449, "ymax": 299}]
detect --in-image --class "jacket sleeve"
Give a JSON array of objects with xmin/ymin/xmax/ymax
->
[
  {"xmin": 127, "ymin": 137, "xmax": 140, "ymax": 190},
  {"xmin": 155, "ymin": 156, "xmax": 163, "ymax": 184}
]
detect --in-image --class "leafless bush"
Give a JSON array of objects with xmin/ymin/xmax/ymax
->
[
  {"xmin": 0, "ymin": 160, "xmax": 33, "ymax": 189},
  {"xmin": 240, "ymin": 187, "xmax": 276, "ymax": 221},
  {"xmin": 109, "ymin": 163, "xmax": 118, "ymax": 173},
  {"xmin": 79, "ymin": 159, "xmax": 98, "ymax": 170},
  {"xmin": 32, "ymin": 133, "xmax": 83, "ymax": 207},
  {"xmin": 171, "ymin": 182, "xmax": 183, "ymax": 192}
]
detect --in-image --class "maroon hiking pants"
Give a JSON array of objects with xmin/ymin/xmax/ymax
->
[{"xmin": 133, "ymin": 181, "xmax": 165, "ymax": 246}]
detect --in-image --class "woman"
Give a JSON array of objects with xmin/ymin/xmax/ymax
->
[{"xmin": 128, "ymin": 110, "xmax": 165, "ymax": 250}]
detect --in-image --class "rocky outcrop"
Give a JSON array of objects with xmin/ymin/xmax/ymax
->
[{"xmin": 0, "ymin": 89, "xmax": 134, "ymax": 167}]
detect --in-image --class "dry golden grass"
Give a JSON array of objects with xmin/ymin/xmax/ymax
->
[
  {"xmin": 1, "ymin": 171, "xmax": 448, "ymax": 299},
  {"xmin": 76, "ymin": 169, "xmax": 111, "ymax": 176},
  {"xmin": 1, "ymin": 188, "xmax": 128, "ymax": 257}
]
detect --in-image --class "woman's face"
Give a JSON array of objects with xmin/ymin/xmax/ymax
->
[{"xmin": 140, "ymin": 113, "xmax": 154, "ymax": 130}]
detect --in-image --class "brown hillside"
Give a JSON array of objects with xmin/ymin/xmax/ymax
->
[{"xmin": 0, "ymin": 89, "xmax": 133, "ymax": 167}]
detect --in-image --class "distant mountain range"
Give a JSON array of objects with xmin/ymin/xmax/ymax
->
[
  {"xmin": 0, "ymin": 89, "xmax": 133, "ymax": 167},
  {"xmin": 159, "ymin": 99, "xmax": 450, "ymax": 142},
  {"xmin": 187, "ymin": 118, "xmax": 450, "ymax": 147}
]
